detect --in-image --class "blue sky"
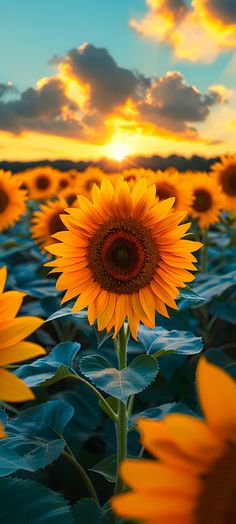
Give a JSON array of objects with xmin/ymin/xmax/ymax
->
[{"xmin": 0, "ymin": 0, "xmax": 236, "ymax": 160}]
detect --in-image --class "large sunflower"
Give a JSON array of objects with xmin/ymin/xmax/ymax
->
[
  {"xmin": 0, "ymin": 171, "xmax": 26, "ymax": 232},
  {"xmin": 26, "ymin": 166, "xmax": 58, "ymax": 200},
  {"xmin": 0, "ymin": 266, "xmax": 45, "ymax": 404},
  {"xmin": 112, "ymin": 356, "xmax": 236, "ymax": 523},
  {"xmin": 46, "ymin": 177, "xmax": 201, "ymax": 339},
  {"xmin": 152, "ymin": 170, "xmax": 193, "ymax": 212},
  {"xmin": 31, "ymin": 198, "xmax": 68, "ymax": 251},
  {"xmin": 189, "ymin": 173, "xmax": 225, "ymax": 228},
  {"xmin": 211, "ymin": 155, "xmax": 236, "ymax": 210}
]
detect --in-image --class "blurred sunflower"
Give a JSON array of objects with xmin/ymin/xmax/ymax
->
[
  {"xmin": 59, "ymin": 185, "xmax": 80, "ymax": 207},
  {"xmin": 211, "ymin": 155, "xmax": 236, "ymax": 210},
  {"xmin": 31, "ymin": 198, "xmax": 67, "ymax": 251},
  {"xmin": 189, "ymin": 173, "xmax": 225, "ymax": 228},
  {"xmin": 112, "ymin": 356, "xmax": 236, "ymax": 523},
  {"xmin": 152, "ymin": 171, "xmax": 193, "ymax": 212},
  {"xmin": 122, "ymin": 169, "xmax": 141, "ymax": 189},
  {"xmin": 57, "ymin": 172, "xmax": 72, "ymax": 192},
  {"xmin": 76, "ymin": 166, "xmax": 105, "ymax": 199},
  {"xmin": 0, "ymin": 170, "xmax": 26, "ymax": 232},
  {"xmin": 46, "ymin": 177, "xmax": 201, "ymax": 339},
  {"xmin": 26, "ymin": 167, "xmax": 58, "ymax": 200},
  {"xmin": 14, "ymin": 172, "xmax": 29, "ymax": 193},
  {"xmin": 0, "ymin": 266, "xmax": 45, "ymax": 404}
]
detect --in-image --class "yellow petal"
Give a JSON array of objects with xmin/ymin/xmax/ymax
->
[
  {"xmin": 0, "ymin": 317, "xmax": 43, "ymax": 350},
  {"xmin": 0, "ymin": 341, "xmax": 45, "ymax": 365},
  {"xmin": 0, "ymin": 266, "xmax": 7, "ymax": 293},
  {"xmin": 0, "ymin": 368, "xmax": 34, "ymax": 402},
  {"xmin": 197, "ymin": 357, "xmax": 236, "ymax": 443},
  {"xmin": 0, "ymin": 291, "xmax": 25, "ymax": 321},
  {"xmin": 111, "ymin": 492, "xmax": 194, "ymax": 519}
]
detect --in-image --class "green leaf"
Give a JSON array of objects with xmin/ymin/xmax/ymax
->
[
  {"xmin": 0, "ymin": 400, "xmax": 74, "ymax": 476},
  {"xmin": 99, "ymin": 396, "xmax": 119, "ymax": 418},
  {"xmin": 89, "ymin": 454, "xmax": 117, "ymax": 483},
  {"xmin": 138, "ymin": 326, "xmax": 203, "ymax": 356},
  {"xmin": 16, "ymin": 342, "xmax": 80, "ymax": 387},
  {"xmin": 179, "ymin": 269, "xmax": 236, "ymax": 309},
  {"xmin": 0, "ymin": 478, "xmax": 73, "ymax": 523},
  {"xmin": 72, "ymin": 498, "xmax": 101, "ymax": 523},
  {"xmin": 46, "ymin": 307, "xmax": 87, "ymax": 322},
  {"xmin": 80, "ymin": 354, "xmax": 159, "ymax": 403}
]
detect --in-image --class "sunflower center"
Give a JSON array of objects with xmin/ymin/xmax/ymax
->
[
  {"xmin": 59, "ymin": 178, "xmax": 69, "ymax": 189},
  {"xmin": 88, "ymin": 218, "xmax": 159, "ymax": 294},
  {"xmin": 48, "ymin": 212, "xmax": 66, "ymax": 235},
  {"xmin": 196, "ymin": 443, "xmax": 236, "ymax": 524},
  {"xmin": 36, "ymin": 175, "xmax": 50, "ymax": 191},
  {"xmin": 156, "ymin": 183, "xmax": 176, "ymax": 203},
  {"xmin": 66, "ymin": 193, "xmax": 77, "ymax": 206},
  {"xmin": 0, "ymin": 187, "xmax": 9, "ymax": 213},
  {"xmin": 221, "ymin": 168, "xmax": 236, "ymax": 196},
  {"xmin": 193, "ymin": 189, "xmax": 212, "ymax": 212}
]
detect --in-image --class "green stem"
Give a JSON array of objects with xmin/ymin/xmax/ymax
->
[
  {"xmin": 114, "ymin": 325, "xmax": 128, "ymax": 495},
  {"xmin": 0, "ymin": 401, "xmax": 20, "ymax": 415},
  {"xmin": 201, "ymin": 228, "xmax": 208, "ymax": 273},
  {"xmin": 62, "ymin": 450, "xmax": 100, "ymax": 505}
]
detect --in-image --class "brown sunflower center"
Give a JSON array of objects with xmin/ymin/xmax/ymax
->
[
  {"xmin": 156, "ymin": 183, "xmax": 176, "ymax": 203},
  {"xmin": 36, "ymin": 175, "xmax": 50, "ymax": 191},
  {"xmin": 85, "ymin": 178, "xmax": 100, "ymax": 192},
  {"xmin": 196, "ymin": 443, "xmax": 236, "ymax": 524},
  {"xmin": 48, "ymin": 211, "xmax": 66, "ymax": 235},
  {"xmin": 193, "ymin": 189, "xmax": 212, "ymax": 212},
  {"xmin": 88, "ymin": 218, "xmax": 159, "ymax": 294},
  {"xmin": 221, "ymin": 167, "xmax": 236, "ymax": 196},
  {"xmin": 0, "ymin": 187, "xmax": 9, "ymax": 213},
  {"xmin": 59, "ymin": 178, "xmax": 69, "ymax": 189},
  {"xmin": 66, "ymin": 193, "xmax": 77, "ymax": 206}
]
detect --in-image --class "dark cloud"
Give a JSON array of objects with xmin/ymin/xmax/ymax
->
[
  {"xmin": 204, "ymin": 0, "xmax": 236, "ymax": 23},
  {"xmin": 0, "ymin": 83, "xmax": 17, "ymax": 99},
  {"xmin": 0, "ymin": 79, "xmax": 86, "ymax": 138},
  {"xmin": 63, "ymin": 44, "xmax": 149, "ymax": 113},
  {"xmin": 155, "ymin": 0, "xmax": 189, "ymax": 20},
  {"xmin": 137, "ymin": 72, "xmax": 222, "ymax": 137}
]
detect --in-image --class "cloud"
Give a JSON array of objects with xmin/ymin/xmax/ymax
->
[
  {"xmin": 60, "ymin": 43, "xmax": 149, "ymax": 113},
  {"xmin": 130, "ymin": 0, "xmax": 236, "ymax": 62},
  {"xmin": 0, "ymin": 82, "xmax": 18, "ymax": 99},
  {"xmin": 0, "ymin": 44, "xmax": 227, "ymax": 144}
]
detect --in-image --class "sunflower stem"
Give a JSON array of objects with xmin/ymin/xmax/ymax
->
[
  {"xmin": 114, "ymin": 325, "xmax": 128, "ymax": 495},
  {"xmin": 201, "ymin": 228, "xmax": 208, "ymax": 273},
  {"xmin": 62, "ymin": 450, "xmax": 100, "ymax": 506}
]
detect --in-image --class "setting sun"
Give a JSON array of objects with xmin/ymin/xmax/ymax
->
[{"xmin": 105, "ymin": 143, "xmax": 129, "ymax": 162}]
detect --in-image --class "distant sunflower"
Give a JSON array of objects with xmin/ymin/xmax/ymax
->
[
  {"xmin": 59, "ymin": 186, "xmax": 80, "ymax": 207},
  {"xmin": 76, "ymin": 167, "xmax": 105, "ymax": 199},
  {"xmin": 189, "ymin": 173, "xmax": 225, "ymax": 228},
  {"xmin": 0, "ymin": 170, "xmax": 26, "ymax": 232},
  {"xmin": 152, "ymin": 171, "xmax": 193, "ymax": 212},
  {"xmin": 14, "ymin": 173, "xmax": 29, "ymax": 193},
  {"xmin": 46, "ymin": 177, "xmax": 201, "ymax": 339},
  {"xmin": 211, "ymin": 155, "xmax": 236, "ymax": 210},
  {"xmin": 57, "ymin": 172, "xmax": 72, "ymax": 192},
  {"xmin": 26, "ymin": 167, "xmax": 58, "ymax": 200},
  {"xmin": 31, "ymin": 198, "xmax": 68, "ymax": 251},
  {"xmin": 122, "ymin": 169, "xmax": 141, "ymax": 189},
  {"xmin": 112, "ymin": 356, "xmax": 236, "ymax": 523},
  {"xmin": 0, "ymin": 266, "xmax": 45, "ymax": 403}
]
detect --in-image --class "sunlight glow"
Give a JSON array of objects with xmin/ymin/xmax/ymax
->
[{"xmin": 105, "ymin": 143, "xmax": 129, "ymax": 162}]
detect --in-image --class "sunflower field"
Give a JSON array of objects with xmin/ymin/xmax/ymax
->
[{"xmin": 0, "ymin": 157, "xmax": 235, "ymax": 523}]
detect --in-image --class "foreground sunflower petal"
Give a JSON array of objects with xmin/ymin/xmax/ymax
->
[{"xmin": 112, "ymin": 356, "xmax": 236, "ymax": 523}]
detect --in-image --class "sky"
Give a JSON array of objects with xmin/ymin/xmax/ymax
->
[{"xmin": 1, "ymin": 0, "xmax": 236, "ymax": 161}]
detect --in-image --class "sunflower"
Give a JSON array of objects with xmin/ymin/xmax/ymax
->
[
  {"xmin": 0, "ymin": 171, "xmax": 26, "ymax": 232},
  {"xmin": 76, "ymin": 166, "xmax": 105, "ymax": 199},
  {"xmin": 57, "ymin": 172, "xmax": 72, "ymax": 192},
  {"xmin": 14, "ymin": 172, "xmax": 29, "ymax": 193},
  {"xmin": 26, "ymin": 166, "xmax": 58, "ymax": 200},
  {"xmin": 31, "ymin": 198, "xmax": 68, "ymax": 251},
  {"xmin": 0, "ymin": 266, "xmax": 45, "ymax": 404},
  {"xmin": 152, "ymin": 170, "xmax": 193, "ymax": 212},
  {"xmin": 59, "ymin": 185, "xmax": 80, "ymax": 207},
  {"xmin": 46, "ymin": 177, "xmax": 201, "ymax": 340},
  {"xmin": 189, "ymin": 173, "xmax": 225, "ymax": 228},
  {"xmin": 211, "ymin": 155, "xmax": 236, "ymax": 210},
  {"xmin": 112, "ymin": 356, "xmax": 236, "ymax": 523}
]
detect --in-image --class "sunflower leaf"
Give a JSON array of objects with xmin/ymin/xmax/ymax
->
[
  {"xmin": 138, "ymin": 325, "xmax": 203, "ymax": 356},
  {"xmin": 80, "ymin": 354, "xmax": 159, "ymax": 403}
]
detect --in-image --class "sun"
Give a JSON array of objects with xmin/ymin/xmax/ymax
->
[{"xmin": 105, "ymin": 143, "xmax": 129, "ymax": 162}]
